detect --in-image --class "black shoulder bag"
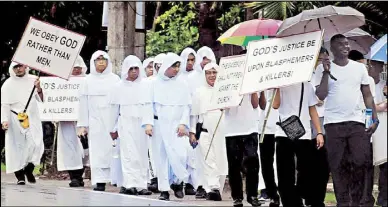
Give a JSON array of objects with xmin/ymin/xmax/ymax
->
[{"xmin": 276, "ymin": 83, "xmax": 306, "ymax": 140}]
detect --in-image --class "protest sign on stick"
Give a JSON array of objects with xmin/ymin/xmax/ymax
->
[
  {"xmin": 240, "ymin": 30, "xmax": 323, "ymax": 94},
  {"xmin": 38, "ymin": 77, "xmax": 84, "ymax": 121},
  {"xmin": 12, "ymin": 17, "xmax": 86, "ymax": 80},
  {"xmin": 207, "ymin": 55, "xmax": 246, "ymax": 111}
]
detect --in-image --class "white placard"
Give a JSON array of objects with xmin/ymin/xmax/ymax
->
[
  {"xmin": 208, "ymin": 55, "xmax": 245, "ymax": 111},
  {"xmin": 240, "ymin": 30, "xmax": 323, "ymax": 94},
  {"xmin": 38, "ymin": 77, "xmax": 85, "ymax": 121},
  {"xmin": 12, "ymin": 17, "xmax": 86, "ymax": 80}
]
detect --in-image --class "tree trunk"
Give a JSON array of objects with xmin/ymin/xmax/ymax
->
[
  {"xmin": 151, "ymin": 2, "xmax": 162, "ymax": 32},
  {"xmin": 198, "ymin": 2, "xmax": 218, "ymax": 48},
  {"xmin": 246, "ymin": 5, "xmax": 254, "ymax": 20}
]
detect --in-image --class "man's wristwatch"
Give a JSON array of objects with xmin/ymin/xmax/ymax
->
[{"xmin": 373, "ymin": 119, "xmax": 380, "ymax": 125}]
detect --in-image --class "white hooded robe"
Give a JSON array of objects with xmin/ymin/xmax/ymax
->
[
  {"xmin": 142, "ymin": 53, "xmax": 191, "ymax": 191},
  {"xmin": 77, "ymin": 51, "xmax": 120, "ymax": 185},
  {"xmin": 109, "ymin": 55, "xmax": 150, "ymax": 189},
  {"xmin": 1, "ymin": 63, "xmax": 44, "ymax": 173}
]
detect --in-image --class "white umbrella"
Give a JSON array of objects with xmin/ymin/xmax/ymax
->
[
  {"xmin": 277, "ymin": 5, "xmax": 365, "ymax": 40},
  {"xmin": 324, "ymin": 28, "xmax": 376, "ymax": 56}
]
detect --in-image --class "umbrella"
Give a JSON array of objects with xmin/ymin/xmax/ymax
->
[
  {"xmin": 277, "ymin": 5, "xmax": 365, "ymax": 40},
  {"xmin": 324, "ymin": 28, "xmax": 376, "ymax": 56},
  {"xmin": 367, "ymin": 34, "xmax": 387, "ymax": 63},
  {"xmin": 217, "ymin": 19, "xmax": 283, "ymax": 46}
]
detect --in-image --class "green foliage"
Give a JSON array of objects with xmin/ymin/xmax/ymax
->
[
  {"xmin": 217, "ymin": 4, "xmax": 244, "ymax": 33},
  {"xmin": 146, "ymin": 2, "xmax": 199, "ymax": 57}
]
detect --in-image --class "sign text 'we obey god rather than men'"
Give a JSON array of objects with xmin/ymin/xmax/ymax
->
[
  {"xmin": 240, "ymin": 30, "xmax": 323, "ymax": 94},
  {"xmin": 12, "ymin": 17, "xmax": 86, "ymax": 80}
]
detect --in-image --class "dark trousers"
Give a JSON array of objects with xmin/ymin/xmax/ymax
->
[
  {"xmin": 259, "ymin": 134, "xmax": 279, "ymax": 200},
  {"xmin": 378, "ymin": 163, "xmax": 387, "ymax": 207},
  {"xmin": 325, "ymin": 121, "xmax": 372, "ymax": 207},
  {"xmin": 226, "ymin": 133, "xmax": 260, "ymax": 200},
  {"xmin": 276, "ymin": 137, "xmax": 326, "ymax": 207},
  {"xmin": 361, "ymin": 143, "xmax": 375, "ymax": 206},
  {"xmin": 14, "ymin": 163, "xmax": 35, "ymax": 181}
]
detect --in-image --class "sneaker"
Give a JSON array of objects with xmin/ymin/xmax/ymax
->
[
  {"xmin": 171, "ymin": 183, "xmax": 184, "ymax": 199},
  {"xmin": 206, "ymin": 189, "xmax": 222, "ymax": 201},
  {"xmin": 119, "ymin": 187, "xmax": 126, "ymax": 194},
  {"xmin": 138, "ymin": 189, "xmax": 152, "ymax": 195},
  {"xmin": 159, "ymin": 191, "xmax": 170, "ymax": 201},
  {"xmin": 233, "ymin": 199, "xmax": 244, "ymax": 207},
  {"xmin": 247, "ymin": 196, "xmax": 261, "ymax": 207},
  {"xmin": 184, "ymin": 183, "xmax": 196, "ymax": 195},
  {"xmin": 17, "ymin": 180, "xmax": 26, "ymax": 185},
  {"xmin": 24, "ymin": 164, "xmax": 36, "ymax": 184},
  {"xmin": 195, "ymin": 186, "xmax": 206, "ymax": 199}
]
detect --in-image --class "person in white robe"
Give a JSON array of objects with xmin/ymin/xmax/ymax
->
[
  {"xmin": 143, "ymin": 57, "xmax": 154, "ymax": 78},
  {"xmin": 77, "ymin": 50, "xmax": 120, "ymax": 191},
  {"xmin": 189, "ymin": 62, "xmax": 228, "ymax": 201},
  {"xmin": 1, "ymin": 62, "xmax": 44, "ymax": 185},
  {"xmin": 179, "ymin": 47, "xmax": 197, "ymax": 81},
  {"xmin": 143, "ymin": 53, "xmax": 191, "ymax": 200},
  {"xmin": 187, "ymin": 46, "xmax": 217, "ymax": 198},
  {"xmin": 56, "ymin": 56, "xmax": 88, "ymax": 187},
  {"xmin": 108, "ymin": 55, "xmax": 152, "ymax": 196},
  {"xmin": 144, "ymin": 53, "xmax": 166, "ymax": 193}
]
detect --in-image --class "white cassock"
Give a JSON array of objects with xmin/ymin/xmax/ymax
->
[
  {"xmin": 77, "ymin": 51, "xmax": 120, "ymax": 185},
  {"xmin": 186, "ymin": 46, "xmax": 217, "ymax": 188},
  {"xmin": 110, "ymin": 136, "xmax": 123, "ymax": 187},
  {"xmin": 109, "ymin": 55, "xmax": 149, "ymax": 189},
  {"xmin": 190, "ymin": 63, "xmax": 228, "ymax": 193},
  {"xmin": 145, "ymin": 53, "xmax": 166, "ymax": 182},
  {"xmin": 179, "ymin": 47, "xmax": 200, "ymax": 186},
  {"xmin": 372, "ymin": 80, "xmax": 387, "ymax": 165},
  {"xmin": 57, "ymin": 56, "xmax": 87, "ymax": 172},
  {"xmin": 142, "ymin": 53, "xmax": 191, "ymax": 191},
  {"xmin": 1, "ymin": 63, "xmax": 44, "ymax": 173}
]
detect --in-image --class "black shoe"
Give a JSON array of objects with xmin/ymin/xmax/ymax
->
[
  {"xmin": 148, "ymin": 178, "xmax": 159, "ymax": 193},
  {"xmin": 119, "ymin": 187, "xmax": 126, "ymax": 194},
  {"xmin": 206, "ymin": 189, "xmax": 222, "ymax": 201},
  {"xmin": 184, "ymin": 183, "xmax": 196, "ymax": 195},
  {"xmin": 24, "ymin": 163, "xmax": 36, "ymax": 184},
  {"xmin": 171, "ymin": 183, "xmax": 184, "ymax": 199},
  {"xmin": 247, "ymin": 196, "xmax": 261, "ymax": 207},
  {"xmin": 124, "ymin": 187, "xmax": 138, "ymax": 195},
  {"xmin": 17, "ymin": 180, "xmax": 26, "ymax": 185},
  {"xmin": 233, "ymin": 199, "xmax": 244, "ymax": 207},
  {"xmin": 138, "ymin": 189, "xmax": 152, "ymax": 195},
  {"xmin": 69, "ymin": 179, "xmax": 81, "ymax": 187},
  {"xmin": 112, "ymin": 184, "xmax": 117, "ymax": 187},
  {"xmin": 195, "ymin": 186, "xmax": 206, "ymax": 199},
  {"xmin": 269, "ymin": 198, "xmax": 280, "ymax": 207},
  {"xmin": 93, "ymin": 183, "xmax": 106, "ymax": 191},
  {"xmin": 159, "ymin": 191, "xmax": 170, "ymax": 201}
]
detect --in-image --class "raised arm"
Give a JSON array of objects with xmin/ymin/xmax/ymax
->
[{"xmin": 315, "ymin": 60, "xmax": 331, "ymax": 101}]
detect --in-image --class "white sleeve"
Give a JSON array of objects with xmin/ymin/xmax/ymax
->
[
  {"xmin": 109, "ymin": 104, "xmax": 120, "ymax": 132},
  {"xmin": 312, "ymin": 65, "xmax": 324, "ymax": 87},
  {"xmin": 1, "ymin": 104, "xmax": 11, "ymax": 123},
  {"xmin": 307, "ymin": 82, "xmax": 319, "ymax": 107},
  {"xmin": 360, "ymin": 64, "xmax": 370, "ymax": 85},
  {"xmin": 141, "ymin": 103, "xmax": 154, "ymax": 127},
  {"xmin": 190, "ymin": 115, "xmax": 198, "ymax": 134},
  {"xmin": 179, "ymin": 105, "xmax": 191, "ymax": 129},
  {"xmin": 77, "ymin": 94, "xmax": 89, "ymax": 127}
]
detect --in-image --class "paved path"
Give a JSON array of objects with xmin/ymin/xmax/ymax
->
[{"xmin": 1, "ymin": 172, "xmax": 264, "ymax": 206}]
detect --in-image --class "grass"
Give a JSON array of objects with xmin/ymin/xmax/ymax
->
[
  {"xmin": 325, "ymin": 192, "xmax": 337, "ymax": 205},
  {"xmin": 1, "ymin": 163, "xmax": 42, "ymax": 175}
]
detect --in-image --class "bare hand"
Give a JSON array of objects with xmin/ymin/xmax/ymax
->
[
  {"xmin": 366, "ymin": 122, "xmax": 379, "ymax": 137},
  {"xmin": 322, "ymin": 58, "xmax": 331, "ymax": 72},
  {"xmin": 316, "ymin": 134, "xmax": 324, "ymax": 149},
  {"xmin": 77, "ymin": 127, "xmax": 88, "ymax": 137},
  {"xmin": 177, "ymin": 125, "xmax": 187, "ymax": 137},
  {"xmin": 2, "ymin": 122, "xmax": 9, "ymax": 130},
  {"xmin": 383, "ymin": 85, "xmax": 387, "ymax": 96},
  {"xmin": 189, "ymin": 133, "xmax": 198, "ymax": 146},
  {"xmin": 110, "ymin": 131, "xmax": 118, "ymax": 140},
  {"xmin": 316, "ymin": 99, "xmax": 324, "ymax": 107},
  {"xmin": 145, "ymin": 124, "xmax": 153, "ymax": 136},
  {"xmin": 34, "ymin": 78, "xmax": 42, "ymax": 91}
]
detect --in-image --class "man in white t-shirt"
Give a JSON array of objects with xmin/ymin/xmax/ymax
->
[
  {"xmin": 315, "ymin": 34, "xmax": 379, "ymax": 206},
  {"xmin": 272, "ymin": 82, "xmax": 324, "ymax": 207},
  {"xmin": 224, "ymin": 91, "xmax": 266, "ymax": 207}
]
